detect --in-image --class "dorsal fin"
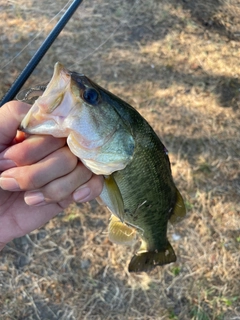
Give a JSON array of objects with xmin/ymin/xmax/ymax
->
[{"xmin": 169, "ymin": 188, "xmax": 186, "ymax": 224}]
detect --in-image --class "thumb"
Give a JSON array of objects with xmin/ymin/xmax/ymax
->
[{"xmin": 0, "ymin": 101, "xmax": 31, "ymax": 152}]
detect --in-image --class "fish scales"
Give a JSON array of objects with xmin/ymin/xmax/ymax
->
[
  {"xmin": 20, "ymin": 62, "xmax": 186, "ymax": 272},
  {"xmin": 98, "ymin": 87, "xmax": 176, "ymax": 245}
]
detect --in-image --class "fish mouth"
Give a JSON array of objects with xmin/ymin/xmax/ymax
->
[{"xmin": 19, "ymin": 62, "xmax": 73, "ymax": 134}]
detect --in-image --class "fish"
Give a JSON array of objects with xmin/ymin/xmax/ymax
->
[{"xmin": 19, "ymin": 62, "xmax": 186, "ymax": 273}]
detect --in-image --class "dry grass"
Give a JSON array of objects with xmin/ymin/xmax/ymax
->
[{"xmin": 0, "ymin": 0, "xmax": 240, "ymax": 319}]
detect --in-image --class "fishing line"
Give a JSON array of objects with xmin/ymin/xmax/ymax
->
[
  {"xmin": 0, "ymin": 0, "xmax": 83, "ymax": 107},
  {"xmin": 0, "ymin": 0, "xmax": 139, "ymax": 106},
  {"xmin": 69, "ymin": 0, "xmax": 139, "ymax": 69},
  {"xmin": 0, "ymin": 0, "xmax": 72, "ymax": 70},
  {"xmin": 1, "ymin": 0, "xmax": 138, "ymax": 72}
]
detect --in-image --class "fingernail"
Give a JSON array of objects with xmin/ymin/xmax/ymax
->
[
  {"xmin": 73, "ymin": 186, "xmax": 91, "ymax": 202},
  {"xmin": 0, "ymin": 159, "xmax": 17, "ymax": 170},
  {"xmin": 0, "ymin": 177, "xmax": 20, "ymax": 191},
  {"xmin": 24, "ymin": 191, "xmax": 45, "ymax": 206}
]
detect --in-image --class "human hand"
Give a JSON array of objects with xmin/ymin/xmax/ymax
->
[{"xmin": 0, "ymin": 101, "xmax": 103, "ymax": 250}]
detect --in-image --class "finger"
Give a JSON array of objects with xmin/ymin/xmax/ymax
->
[
  {"xmin": 24, "ymin": 161, "xmax": 93, "ymax": 205},
  {"xmin": 0, "ymin": 135, "xmax": 66, "ymax": 169},
  {"xmin": 0, "ymin": 190, "xmax": 66, "ymax": 245},
  {"xmin": 73, "ymin": 174, "xmax": 104, "ymax": 203},
  {"xmin": 0, "ymin": 101, "xmax": 31, "ymax": 152},
  {"xmin": 0, "ymin": 146, "xmax": 78, "ymax": 191}
]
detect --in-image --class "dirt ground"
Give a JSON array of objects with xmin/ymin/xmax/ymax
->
[{"xmin": 0, "ymin": 0, "xmax": 240, "ymax": 319}]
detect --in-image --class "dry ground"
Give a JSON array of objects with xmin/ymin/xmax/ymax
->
[{"xmin": 0, "ymin": 0, "xmax": 240, "ymax": 319}]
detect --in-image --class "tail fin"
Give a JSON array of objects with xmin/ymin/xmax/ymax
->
[{"xmin": 128, "ymin": 240, "xmax": 176, "ymax": 273}]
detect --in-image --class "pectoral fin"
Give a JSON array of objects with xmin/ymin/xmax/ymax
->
[
  {"xmin": 169, "ymin": 188, "xmax": 186, "ymax": 224},
  {"xmin": 108, "ymin": 215, "xmax": 136, "ymax": 245},
  {"xmin": 96, "ymin": 175, "xmax": 125, "ymax": 221},
  {"xmin": 128, "ymin": 240, "xmax": 176, "ymax": 273}
]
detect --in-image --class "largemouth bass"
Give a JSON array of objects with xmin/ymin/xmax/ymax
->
[{"xmin": 20, "ymin": 62, "xmax": 186, "ymax": 272}]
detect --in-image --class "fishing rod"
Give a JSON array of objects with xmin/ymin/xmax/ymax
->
[{"xmin": 0, "ymin": 0, "xmax": 83, "ymax": 107}]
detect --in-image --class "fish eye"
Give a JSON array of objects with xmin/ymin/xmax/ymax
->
[{"xmin": 83, "ymin": 88, "xmax": 99, "ymax": 105}]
